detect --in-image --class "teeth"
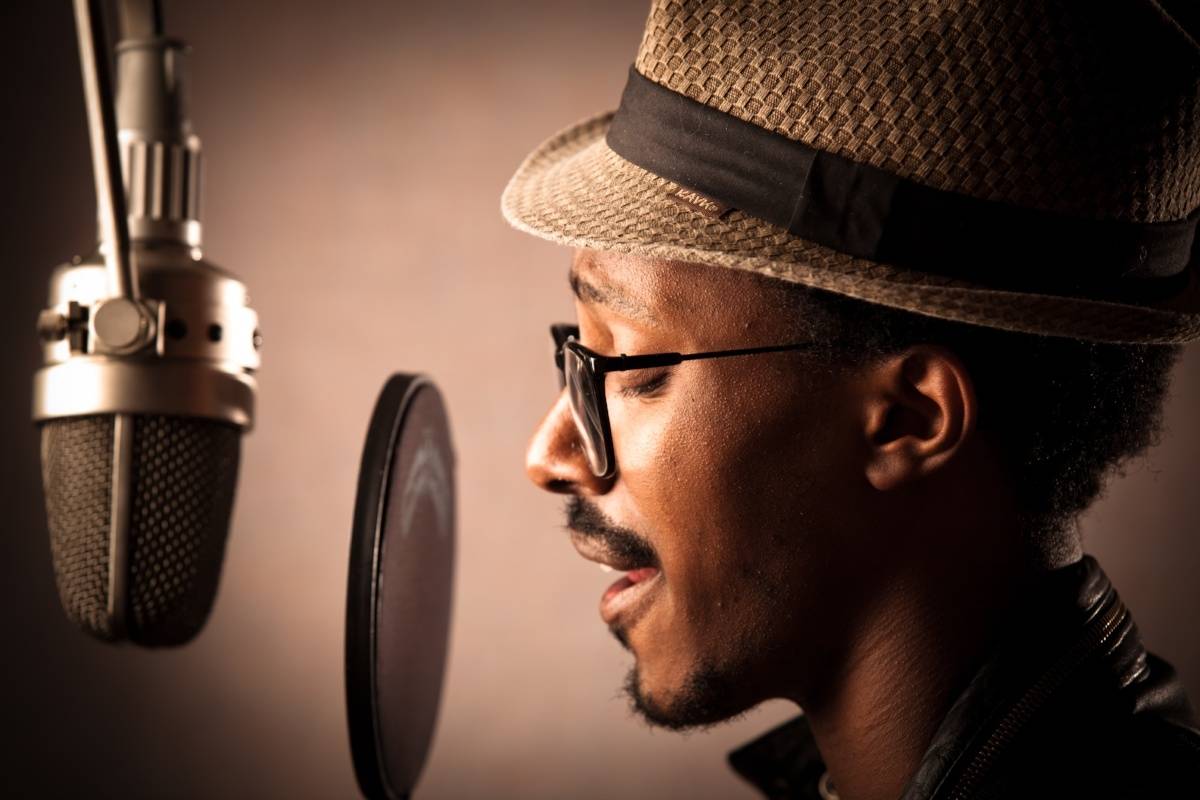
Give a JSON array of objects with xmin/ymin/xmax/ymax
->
[{"xmin": 598, "ymin": 563, "xmax": 614, "ymax": 573}]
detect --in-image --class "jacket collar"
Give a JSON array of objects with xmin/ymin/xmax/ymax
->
[{"xmin": 727, "ymin": 555, "xmax": 1193, "ymax": 799}]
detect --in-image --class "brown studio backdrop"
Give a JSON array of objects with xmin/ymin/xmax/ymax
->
[{"xmin": 1, "ymin": 1, "xmax": 1197, "ymax": 797}]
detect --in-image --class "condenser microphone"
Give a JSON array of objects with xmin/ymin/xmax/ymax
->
[{"xmin": 32, "ymin": 0, "xmax": 259, "ymax": 646}]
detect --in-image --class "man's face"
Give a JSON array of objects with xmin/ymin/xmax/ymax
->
[{"xmin": 526, "ymin": 249, "xmax": 874, "ymax": 729}]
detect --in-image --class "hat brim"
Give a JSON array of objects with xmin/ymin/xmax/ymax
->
[{"xmin": 502, "ymin": 112, "xmax": 1200, "ymax": 345}]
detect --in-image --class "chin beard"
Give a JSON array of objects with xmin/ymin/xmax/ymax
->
[{"xmin": 621, "ymin": 661, "xmax": 751, "ymax": 732}]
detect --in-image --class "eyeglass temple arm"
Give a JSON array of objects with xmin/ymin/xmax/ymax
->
[
  {"xmin": 679, "ymin": 341, "xmax": 818, "ymax": 361},
  {"xmin": 599, "ymin": 341, "xmax": 817, "ymax": 372},
  {"xmin": 553, "ymin": 323, "xmax": 815, "ymax": 372}
]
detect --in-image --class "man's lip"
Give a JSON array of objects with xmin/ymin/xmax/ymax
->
[
  {"xmin": 567, "ymin": 528, "xmax": 663, "ymax": 627},
  {"xmin": 600, "ymin": 568, "xmax": 663, "ymax": 626},
  {"xmin": 568, "ymin": 529, "xmax": 658, "ymax": 572}
]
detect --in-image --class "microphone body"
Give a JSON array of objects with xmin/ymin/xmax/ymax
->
[{"xmin": 33, "ymin": 10, "xmax": 259, "ymax": 646}]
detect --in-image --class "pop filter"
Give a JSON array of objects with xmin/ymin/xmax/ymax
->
[{"xmin": 346, "ymin": 374, "xmax": 456, "ymax": 800}]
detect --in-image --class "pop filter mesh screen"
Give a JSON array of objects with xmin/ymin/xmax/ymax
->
[
  {"xmin": 347, "ymin": 375, "xmax": 456, "ymax": 800},
  {"xmin": 40, "ymin": 414, "xmax": 241, "ymax": 645}
]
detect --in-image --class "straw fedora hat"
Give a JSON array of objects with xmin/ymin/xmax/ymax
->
[{"xmin": 502, "ymin": 0, "xmax": 1200, "ymax": 344}]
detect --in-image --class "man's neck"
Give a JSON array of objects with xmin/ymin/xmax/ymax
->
[{"xmin": 795, "ymin": 524, "xmax": 1054, "ymax": 800}]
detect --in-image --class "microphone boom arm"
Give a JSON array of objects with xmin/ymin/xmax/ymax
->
[
  {"xmin": 117, "ymin": 0, "xmax": 164, "ymax": 39},
  {"xmin": 73, "ymin": 0, "xmax": 137, "ymax": 301}
]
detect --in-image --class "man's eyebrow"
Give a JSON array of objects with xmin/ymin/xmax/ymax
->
[{"xmin": 568, "ymin": 267, "xmax": 657, "ymax": 323}]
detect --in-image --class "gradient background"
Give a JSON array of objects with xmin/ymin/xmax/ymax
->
[{"xmin": 2, "ymin": 2, "xmax": 1198, "ymax": 798}]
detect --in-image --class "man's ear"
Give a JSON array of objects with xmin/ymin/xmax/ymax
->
[{"xmin": 859, "ymin": 346, "xmax": 977, "ymax": 492}]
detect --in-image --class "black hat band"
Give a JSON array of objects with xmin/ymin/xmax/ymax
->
[{"xmin": 606, "ymin": 67, "xmax": 1198, "ymax": 302}]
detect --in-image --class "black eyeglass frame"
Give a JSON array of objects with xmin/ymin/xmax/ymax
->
[{"xmin": 551, "ymin": 323, "xmax": 819, "ymax": 478}]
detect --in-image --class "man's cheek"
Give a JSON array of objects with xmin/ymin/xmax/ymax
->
[
  {"xmin": 653, "ymin": 546, "xmax": 733, "ymax": 653},
  {"xmin": 631, "ymin": 590, "xmax": 703, "ymax": 682},
  {"xmin": 607, "ymin": 392, "xmax": 681, "ymax": 478}
]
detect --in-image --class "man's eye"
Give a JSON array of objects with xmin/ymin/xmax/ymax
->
[{"xmin": 617, "ymin": 370, "xmax": 670, "ymax": 398}]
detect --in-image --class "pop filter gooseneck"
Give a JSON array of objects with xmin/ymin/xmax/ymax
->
[{"xmin": 346, "ymin": 374, "xmax": 456, "ymax": 800}]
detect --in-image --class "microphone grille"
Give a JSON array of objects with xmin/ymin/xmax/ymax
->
[
  {"xmin": 41, "ymin": 414, "xmax": 242, "ymax": 645},
  {"xmin": 127, "ymin": 415, "xmax": 241, "ymax": 644},
  {"xmin": 41, "ymin": 415, "xmax": 117, "ymax": 638}
]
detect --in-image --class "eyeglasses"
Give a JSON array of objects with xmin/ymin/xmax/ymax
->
[{"xmin": 551, "ymin": 323, "xmax": 819, "ymax": 478}]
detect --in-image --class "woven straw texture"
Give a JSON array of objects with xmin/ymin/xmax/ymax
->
[
  {"xmin": 634, "ymin": 0, "xmax": 1200, "ymax": 223},
  {"xmin": 502, "ymin": 0, "xmax": 1200, "ymax": 343}
]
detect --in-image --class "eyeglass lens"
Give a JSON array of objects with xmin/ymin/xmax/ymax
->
[{"xmin": 561, "ymin": 344, "xmax": 610, "ymax": 477}]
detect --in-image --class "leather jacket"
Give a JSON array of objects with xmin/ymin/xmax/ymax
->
[{"xmin": 727, "ymin": 555, "xmax": 1200, "ymax": 799}]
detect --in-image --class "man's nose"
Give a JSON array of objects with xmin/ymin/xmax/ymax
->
[{"xmin": 525, "ymin": 391, "xmax": 612, "ymax": 495}]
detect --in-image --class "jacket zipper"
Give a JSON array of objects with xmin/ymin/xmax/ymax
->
[{"xmin": 942, "ymin": 588, "xmax": 1128, "ymax": 800}]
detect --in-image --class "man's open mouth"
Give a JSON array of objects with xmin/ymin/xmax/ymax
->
[
  {"xmin": 570, "ymin": 530, "xmax": 663, "ymax": 625},
  {"xmin": 599, "ymin": 566, "xmax": 662, "ymax": 624}
]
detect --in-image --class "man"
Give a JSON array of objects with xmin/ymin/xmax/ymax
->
[{"xmin": 502, "ymin": 2, "xmax": 1200, "ymax": 798}]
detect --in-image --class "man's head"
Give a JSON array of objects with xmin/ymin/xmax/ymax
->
[
  {"xmin": 505, "ymin": 0, "xmax": 1199, "ymax": 736},
  {"xmin": 525, "ymin": 248, "xmax": 1180, "ymax": 731}
]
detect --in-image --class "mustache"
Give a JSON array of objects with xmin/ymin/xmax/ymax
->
[{"xmin": 564, "ymin": 496, "xmax": 659, "ymax": 568}]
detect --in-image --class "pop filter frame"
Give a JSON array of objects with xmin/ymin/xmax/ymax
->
[{"xmin": 346, "ymin": 374, "xmax": 456, "ymax": 800}]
